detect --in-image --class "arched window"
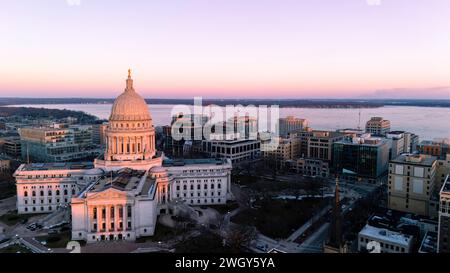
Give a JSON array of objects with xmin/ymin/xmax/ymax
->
[
  {"xmin": 32, "ymin": 191, "xmax": 36, "ymax": 197},
  {"xmin": 48, "ymin": 190, "xmax": 52, "ymax": 196},
  {"xmin": 40, "ymin": 190, "xmax": 44, "ymax": 196},
  {"xmin": 56, "ymin": 190, "xmax": 60, "ymax": 196},
  {"xmin": 72, "ymin": 189, "xmax": 76, "ymax": 195},
  {"xmin": 24, "ymin": 191, "xmax": 28, "ymax": 197},
  {"xmin": 64, "ymin": 189, "xmax": 68, "ymax": 195}
]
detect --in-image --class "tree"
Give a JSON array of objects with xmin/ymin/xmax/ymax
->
[{"xmin": 226, "ymin": 225, "xmax": 257, "ymax": 251}]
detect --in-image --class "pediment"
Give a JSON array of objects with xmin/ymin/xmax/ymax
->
[{"xmin": 87, "ymin": 187, "xmax": 129, "ymax": 201}]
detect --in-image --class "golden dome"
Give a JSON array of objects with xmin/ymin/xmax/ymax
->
[{"xmin": 109, "ymin": 71, "xmax": 151, "ymax": 121}]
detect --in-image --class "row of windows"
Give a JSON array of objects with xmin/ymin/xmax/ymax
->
[
  {"xmin": 176, "ymin": 192, "xmax": 223, "ymax": 198},
  {"xmin": 24, "ymin": 206, "xmax": 56, "ymax": 212},
  {"xmin": 182, "ymin": 169, "xmax": 221, "ymax": 173},
  {"xmin": 92, "ymin": 221, "xmax": 131, "ymax": 232},
  {"xmin": 23, "ymin": 184, "xmax": 75, "ymax": 190},
  {"xmin": 26, "ymin": 174, "xmax": 73, "ymax": 179},
  {"xmin": 360, "ymin": 237, "xmax": 406, "ymax": 253},
  {"xmin": 24, "ymin": 189, "xmax": 76, "ymax": 197},
  {"xmin": 24, "ymin": 198, "xmax": 69, "ymax": 205},
  {"xmin": 176, "ymin": 183, "xmax": 223, "ymax": 191},
  {"xmin": 112, "ymin": 122, "xmax": 150, "ymax": 128},
  {"xmin": 176, "ymin": 178, "xmax": 222, "ymax": 183}
]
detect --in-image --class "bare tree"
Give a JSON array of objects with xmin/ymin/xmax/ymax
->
[{"xmin": 226, "ymin": 225, "xmax": 257, "ymax": 250}]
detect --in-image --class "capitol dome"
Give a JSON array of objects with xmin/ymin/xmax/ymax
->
[
  {"xmin": 109, "ymin": 69, "xmax": 151, "ymax": 121},
  {"xmin": 103, "ymin": 70, "xmax": 157, "ymax": 162}
]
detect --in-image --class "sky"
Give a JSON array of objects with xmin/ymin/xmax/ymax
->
[{"xmin": 1, "ymin": 0, "xmax": 450, "ymax": 99}]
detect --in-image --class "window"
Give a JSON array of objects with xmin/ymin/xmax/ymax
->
[
  {"xmin": 56, "ymin": 190, "xmax": 60, "ymax": 196},
  {"xmin": 127, "ymin": 206, "xmax": 132, "ymax": 218},
  {"xmin": 64, "ymin": 189, "xmax": 68, "ymax": 195},
  {"xmin": 24, "ymin": 191, "xmax": 28, "ymax": 197},
  {"xmin": 32, "ymin": 191, "xmax": 36, "ymax": 197}
]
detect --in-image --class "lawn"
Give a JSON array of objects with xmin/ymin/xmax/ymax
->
[
  {"xmin": 36, "ymin": 230, "xmax": 72, "ymax": 248},
  {"xmin": 0, "ymin": 211, "xmax": 42, "ymax": 226},
  {"xmin": 0, "ymin": 243, "xmax": 33, "ymax": 253},
  {"xmin": 135, "ymin": 223, "xmax": 182, "ymax": 243},
  {"xmin": 233, "ymin": 173, "xmax": 325, "ymax": 194},
  {"xmin": 175, "ymin": 231, "xmax": 235, "ymax": 253},
  {"xmin": 209, "ymin": 201, "xmax": 239, "ymax": 215},
  {"xmin": 231, "ymin": 197, "xmax": 330, "ymax": 239}
]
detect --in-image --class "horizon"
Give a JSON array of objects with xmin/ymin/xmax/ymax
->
[{"xmin": 1, "ymin": 0, "xmax": 450, "ymax": 99}]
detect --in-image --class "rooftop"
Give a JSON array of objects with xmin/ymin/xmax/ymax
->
[
  {"xmin": 359, "ymin": 224, "xmax": 412, "ymax": 246},
  {"xmin": 90, "ymin": 168, "xmax": 148, "ymax": 193},
  {"xmin": 21, "ymin": 161, "xmax": 94, "ymax": 171},
  {"xmin": 391, "ymin": 154, "xmax": 436, "ymax": 166},
  {"xmin": 163, "ymin": 158, "xmax": 228, "ymax": 167}
]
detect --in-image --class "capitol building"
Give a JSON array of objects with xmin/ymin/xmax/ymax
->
[{"xmin": 14, "ymin": 71, "xmax": 232, "ymax": 243}]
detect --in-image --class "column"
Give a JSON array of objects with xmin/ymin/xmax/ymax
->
[
  {"xmin": 114, "ymin": 204, "xmax": 119, "ymax": 232},
  {"xmin": 96, "ymin": 206, "xmax": 101, "ymax": 233},
  {"xmin": 123, "ymin": 204, "xmax": 127, "ymax": 231},
  {"xmin": 87, "ymin": 205, "xmax": 92, "ymax": 233},
  {"xmin": 105, "ymin": 205, "xmax": 110, "ymax": 234}
]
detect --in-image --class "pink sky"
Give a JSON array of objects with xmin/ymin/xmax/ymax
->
[{"xmin": 1, "ymin": 0, "xmax": 450, "ymax": 99}]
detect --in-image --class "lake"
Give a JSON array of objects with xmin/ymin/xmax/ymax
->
[{"xmin": 9, "ymin": 104, "xmax": 450, "ymax": 140}]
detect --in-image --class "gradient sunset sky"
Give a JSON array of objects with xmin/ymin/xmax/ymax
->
[{"xmin": 1, "ymin": 0, "xmax": 450, "ymax": 99}]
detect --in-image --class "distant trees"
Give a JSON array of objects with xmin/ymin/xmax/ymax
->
[{"xmin": 0, "ymin": 107, "xmax": 99, "ymax": 124}]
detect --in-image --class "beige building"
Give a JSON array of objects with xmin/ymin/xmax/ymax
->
[
  {"xmin": 388, "ymin": 154, "xmax": 437, "ymax": 218},
  {"xmin": 278, "ymin": 116, "xmax": 308, "ymax": 137},
  {"xmin": 365, "ymin": 117, "xmax": 391, "ymax": 136},
  {"xmin": 262, "ymin": 134, "xmax": 300, "ymax": 168}
]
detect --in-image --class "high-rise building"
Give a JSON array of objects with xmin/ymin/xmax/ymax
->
[
  {"xmin": 19, "ymin": 126, "xmax": 100, "ymax": 163},
  {"xmin": 333, "ymin": 136, "xmax": 390, "ymax": 183},
  {"xmin": 388, "ymin": 154, "xmax": 438, "ymax": 218},
  {"xmin": 365, "ymin": 117, "xmax": 391, "ymax": 136},
  {"xmin": 0, "ymin": 136, "xmax": 22, "ymax": 159},
  {"xmin": 92, "ymin": 123, "xmax": 108, "ymax": 146},
  {"xmin": 278, "ymin": 116, "xmax": 308, "ymax": 137},
  {"xmin": 418, "ymin": 139, "xmax": 450, "ymax": 159},
  {"xmin": 261, "ymin": 134, "xmax": 300, "ymax": 169}
]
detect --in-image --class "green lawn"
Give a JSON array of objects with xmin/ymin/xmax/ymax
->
[
  {"xmin": 0, "ymin": 211, "xmax": 42, "ymax": 226},
  {"xmin": 0, "ymin": 244, "xmax": 33, "ymax": 253},
  {"xmin": 36, "ymin": 230, "xmax": 72, "ymax": 248}
]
